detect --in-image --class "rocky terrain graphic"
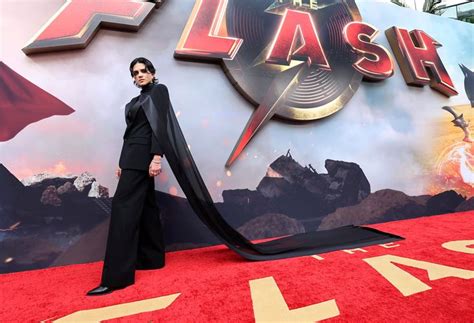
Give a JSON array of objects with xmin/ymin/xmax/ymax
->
[
  {"xmin": 0, "ymin": 164, "xmax": 110, "ymax": 273},
  {"xmin": 1, "ymin": 152, "xmax": 473, "ymax": 273}
]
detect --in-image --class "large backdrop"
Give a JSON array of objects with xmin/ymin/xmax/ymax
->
[{"xmin": 1, "ymin": 0, "xmax": 473, "ymax": 274}]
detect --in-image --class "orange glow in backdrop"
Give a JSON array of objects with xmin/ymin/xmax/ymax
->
[{"xmin": 429, "ymin": 104, "xmax": 474, "ymax": 197}]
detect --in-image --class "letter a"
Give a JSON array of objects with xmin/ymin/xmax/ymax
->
[
  {"xmin": 266, "ymin": 10, "xmax": 330, "ymax": 69},
  {"xmin": 364, "ymin": 255, "xmax": 474, "ymax": 296}
]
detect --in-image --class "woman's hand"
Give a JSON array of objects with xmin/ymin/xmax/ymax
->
[{"xmin": 149, "ymin": 156, "xmax": 162, "ymax": 177}]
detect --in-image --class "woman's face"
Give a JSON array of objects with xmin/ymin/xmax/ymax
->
[{"xmin": 132, "ymin": 62, "xmax": 155, "ymax": 87}]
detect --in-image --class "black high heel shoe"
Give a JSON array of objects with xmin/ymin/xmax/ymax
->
[{"xmin": 86, "ymin": 284, "xmax": 129, "ymax": 296}]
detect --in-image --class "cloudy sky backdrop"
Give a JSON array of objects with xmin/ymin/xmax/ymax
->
[{"xmin": 0, "ymin": 0, "xmax": 472, "ymax": 201}]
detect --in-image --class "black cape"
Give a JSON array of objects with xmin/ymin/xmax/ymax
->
[{"xmin": 144, "ymin": 83, "xmax": 403, "ymax": 261}]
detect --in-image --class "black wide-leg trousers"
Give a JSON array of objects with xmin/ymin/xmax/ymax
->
[{"xmin": 101, "ymin": 169, "xmax": 165, "ymax": 288}]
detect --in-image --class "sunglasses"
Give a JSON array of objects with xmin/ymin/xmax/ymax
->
[{"xmin": 132, "ymin": 68, "xmax": 150, "ymax": 77}]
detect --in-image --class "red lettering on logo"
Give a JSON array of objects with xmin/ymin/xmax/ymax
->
[
  {"xmin": 174, "ymin": 0, "xmax": 243, "ymax": 60},
  {"xmin": 343, "ymin": 22, "xmax": 394, "ymax": 81},
  {"xmin": 266, "ymin": 9, "xmax": 330, "ymax": 69},
  {"xmin": 385, "ymin": 27, "xmax": 457, "ymax": 96},
  {"xmin": 23, "ymin": 0, "xmax": 156, "ymax": 55}
]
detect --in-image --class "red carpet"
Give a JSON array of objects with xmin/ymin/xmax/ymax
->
[{"xmin": 1, "ymin": 211, "xmax": 473, "ymax": 322}]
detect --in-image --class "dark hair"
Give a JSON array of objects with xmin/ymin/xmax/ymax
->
[{"xmin": 129, "ymin": 57, "xmax": 157, "ymax": 84}]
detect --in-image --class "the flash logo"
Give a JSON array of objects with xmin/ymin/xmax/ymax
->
[
  {"xmin": 24, "ymin": 0, "xmax": 459, "ymax": 168},
  {"xmin": 175, "ymin": 0, "xmax": 458, "ymax": 166}
]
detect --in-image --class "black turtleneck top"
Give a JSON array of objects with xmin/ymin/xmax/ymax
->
[
  {"xmin": 124, "ymin": 82, "xmax": 163, "ymax": 156},
  {"xmin": 140, "ymin": 82, "xmax": 154, "ymax": 94}
]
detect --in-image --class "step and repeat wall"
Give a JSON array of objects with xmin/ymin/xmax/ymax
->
[{"xmin": 1, "ymin": 0, "xmax": 473, "ymax": 274}]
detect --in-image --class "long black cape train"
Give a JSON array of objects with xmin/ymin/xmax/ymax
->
[{"xmin": 142, "ymin": 83, "xmax": 403, "ymax": 261}]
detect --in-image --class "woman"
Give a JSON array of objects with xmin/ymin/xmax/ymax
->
[
  {"xmin": 87, "ymin": 57, "xmax": 168, "ymax": 296},
  {"xmin": 87, "ymin": 56, "xmax": 402, "ymax": 296}
]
